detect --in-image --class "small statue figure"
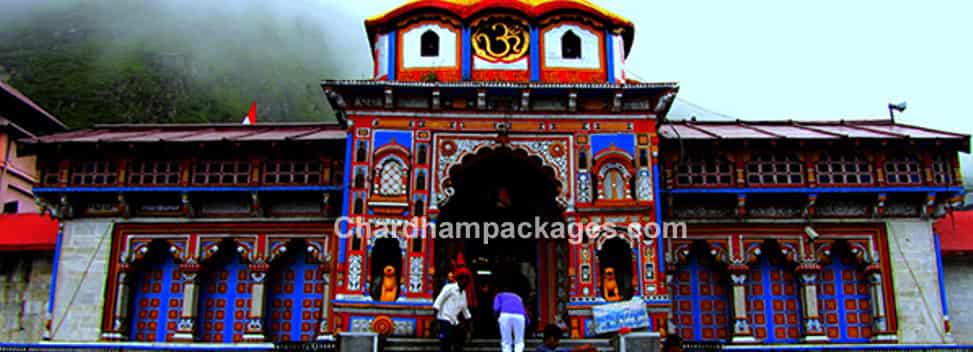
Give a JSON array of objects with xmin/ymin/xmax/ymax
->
[
  {"xmin": 380, "ymin": 265, "xmax": 398, "ymax": 302},
  {"xmin": 602, "ymin": 267, "xmax": 621, "ymax": 302}
]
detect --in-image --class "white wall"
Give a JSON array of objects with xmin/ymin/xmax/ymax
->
[
  {"xmin": 885, "ymin": 220, "xmax": 949, "ymax": 343},
  {"xmin": 374, "ymin": 33, "xmax": 389, "ymax": 79},
  {"xmin": 542, "ymin": 24, "xmax": 601, "ymax": 69},
  {"xmin": 49, "ymin": 219, "xmax": 115, "ymax": 341},
  {"xmin": 943, "ymin": 256, "xmax": 973, "ymax": 343},
  {"xmin": 401, "ymin": 24, "xmax": 457, "ymax": 69}
]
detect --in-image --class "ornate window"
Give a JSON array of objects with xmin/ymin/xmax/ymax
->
[
  {"xmin": 129, "ymin": 161, "xmax": 181, "ymax": 185},
  {"xmin": 70, "ymin": 161, "xmax": 119, "ymax": 185},
  {"xmin": 561, "ymin": 30, "xmax": 581, "ymax": 59},
  {"xmin": 931, "ymin": 155, "xmax": 955, "ymax": 185},
  {"xmin": 266, "ymin": 247, "xmax": 324, "ymax": 342},
  {"xmin": 598, "ymin": 162, "xmax": 632, "ymax": 200},
  {"xmin": 747, "ymin": 244, "xmax": 802, "ymax": 343},
  {"xmin": 198, "ymin": 249, "xmax": 252, "ymax": 343},
  {"xmin": 375, "ymin": 158, "xmax": 408, "ymax": 197},
  {"xmin": 746, "ymin": 153, "xmax": 803, "ymax": 185},
  {"xmin": 602, "ymin": 168, "xmax": 626, "ymax": 200},
  {"xmin": 674, "ymin": 156, "xmax": 733, "ymax": 186},
  {"xmin": 420, "ymin": 30, "xmax": 439, "ymax": 57},
  {"xmin": 193, "ymin": 161, "xmax": 250, "ymax": 185},
  {"xmin": 671, "ymin": 245, "xmax": 730, "ymax": 342},
  {"xmin": 41, "ymin": 162, "xmax": 61, "ymax": 185},
  {"xmin": 818, "ymin": 244, "xmax": 872, "ymax": 342},
  {"xmin": 816, "ymin": 153, "xmax": 872, "ymax": 185},
  {"xmin": 883, "ymin": 154, "xmax": 922, "ymax": 185},
  {"xmin": 129, "ymin": 245, "xmax": 183, "ymax": 342},
  {"xmin": 264, "ymin": 160, "xmax": 322, "ymax": 184}
]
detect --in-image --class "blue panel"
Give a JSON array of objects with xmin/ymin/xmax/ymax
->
[
  {"xmin": 373, "ymin": 130, "xmax": 413, "ymax": 150},
  {"xmin": 654, "ymin": 164, "xmax": 664, "ymax": 276},
  {"xmin": 461, "ymin": 26, "xmax": 471, "ymax": 80},
  {"xmin": 935, "ymin": 234, "xmax": 949, "ymax": 318},
  {"xmin": 267, "ymin": 249, "xmax": 323, "ymax": 342},
  {"xmin": 529, "ymin": 26, "xmax": 540, "ymax": 82},
  {"xmin": 339, "ymin": 134, "xmax": 354, "ymax": 263},
  {"xmin": 130, "ymin": 254, "xmax": 183, "ymax": 342},
  {"xmin": 604, "ymin": 29, "xmax": 614, "ymax": 83},
  {"xmin": 48, "ymin": 228, "xmax": 63, "ymax": 316},
  {"xmin": 591, "ymin": 133, "xmax": 635, "ymax": 156},
  {"xmin": 198, "ymin": 252, "xmax": 252, "ymax": 343},
  {"xmin": 747, "ymin": 254, "xmax": 802, "ymax": 343},
  {"xmin": 387, "ymin": 30, "xmax": 397, "ymax": 81},
  {"xmin": 819, "ymin": 252, "xmax": 872, "ymax": 342},
  {"xmin": 671, "ymin": 256, "xmax": 729, "ymax": 342}
]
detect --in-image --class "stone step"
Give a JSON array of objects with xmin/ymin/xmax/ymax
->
[{"xmin": 383, "ymin": 337, "xmax": 615, "ymax": 352}]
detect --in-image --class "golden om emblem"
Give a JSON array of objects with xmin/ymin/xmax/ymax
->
[{"xmin": 472, "ymin": 18, "xmax": 529, "ymax": 63}]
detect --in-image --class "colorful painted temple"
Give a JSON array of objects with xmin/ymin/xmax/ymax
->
[{"xmin": 19, "ymin": 0, "xmax": 972, "ymax": 349}]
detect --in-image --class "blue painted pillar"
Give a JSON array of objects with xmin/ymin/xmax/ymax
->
[
  {"xmin": 461, "ymin": 26, "xmax": 471, "ymax": 80},
  {"xmin": 387, "ymin": 30, "xmax": 397, "ymax": 81},
  {"xmin": 529, "ymin": 26, "xmax": 541, "ymax": 82}
]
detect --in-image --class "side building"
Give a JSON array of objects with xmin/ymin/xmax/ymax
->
[
  {"xmin": 24, "ymin": 123, "xmax": 345, "ymax": 342},
  {"xmin": 0, "ymin": 81, "xmax": 66, "ymax": 342}
]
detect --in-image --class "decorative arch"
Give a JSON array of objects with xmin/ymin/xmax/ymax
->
[
  {"xmin": 265, "ymin": 239, "xmax": 328, "ymax": 342},
  {"xmin": 746, "ymin": 240, "xmax": 802, "ymax": 343},
  {"xmin": 368, "ymin": 237, "xmax": 404, "ymax": 301},
  {"xmin": 561, "ymin": 29, "xmax": 581, "ymax": 59},
  {"xmin": 595, "ymin": 237, "xmax": 634, "ymax": 301},
  {"xmin": 128, "ymin": 240, "xmax": 185, "ymax": 342},
  {"xmin": 816, "ymin": 240, "xmax": 873, "ymax": 342},
  {"xmin": 420, "ymin": 30, "xmax": 439, "ymax": 57},
  {"xmin": 670, "ymin": 240, "xmax": 731, "ymax": 342},
  {"xmin": 197, "ymin": 239, "xmax": 253, "ymax": 342},
  {"xmin": 436, "ymin": 139, "xmax": 569, "ymax": 209},
  {"xmin": 372, "ymin": 142, "xmax": 411, "ymax": 202},
  {"xmin": 592, "ymin": 148, "xmax": 634, "ymax": 202}
]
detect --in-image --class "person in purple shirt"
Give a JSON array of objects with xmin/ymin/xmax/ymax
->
[{"xmin": 493, "ymin": 284, "xmax": 528, "ymax": 352}]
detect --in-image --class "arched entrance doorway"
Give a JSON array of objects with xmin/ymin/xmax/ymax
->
[{"xmin": 435, "ymin": 145, "xmax": 565, "ymax": 337}]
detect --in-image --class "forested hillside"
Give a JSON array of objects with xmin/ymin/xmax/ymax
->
[{"xmin": 0, "ymin": 0, "xmax": 369, "ymax": 127}]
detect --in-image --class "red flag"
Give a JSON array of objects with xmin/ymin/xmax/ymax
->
[{"xmin": 241, "ymin": 101, "xmax": 256, "ymax": 125}]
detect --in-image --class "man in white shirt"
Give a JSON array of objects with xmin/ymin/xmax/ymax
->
[{"xmin": 433, "ymin": 269, "xmax": 472, "ymax": 352}]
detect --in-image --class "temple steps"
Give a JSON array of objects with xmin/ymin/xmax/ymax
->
[{"xmin": 383, "ymin": 337, "xmax": 615, "ymax": 352}]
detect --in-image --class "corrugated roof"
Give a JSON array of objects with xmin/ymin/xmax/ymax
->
[
  {"xmin": 660, "ymin": 120, "xmax": 969, "ymax": 144},
  {"xmin": 23, "ymin": 123, "xmax": 346, "ymax": 144}
]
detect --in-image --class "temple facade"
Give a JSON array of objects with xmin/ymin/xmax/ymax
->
[{"xmin": 25, "ymin": 0, "xmax": 970, "ymax": 349}]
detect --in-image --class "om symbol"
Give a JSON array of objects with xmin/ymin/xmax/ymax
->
[{"xmin": 472, "ymin": 19, "xmax": 529, "ymax": 63}]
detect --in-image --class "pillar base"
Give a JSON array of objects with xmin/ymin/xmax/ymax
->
[
  {"xmin": 871, "ymin": 333, "xmax": 897, "ymax": 343},
  {"xmin": 731, "ymin": 336, "xmax": 758, "ymax": 344},
  {"xmin": 171, "ymin": 332, "xmax": 195, "ymax": 342},
  {"xmin": 802, "ymin": 334, "xmax": 829, "ymax": 343},
  {"xmin": 242, "ymin": 333, "xmax": 266, "ymax": 342},
  {"xmin": 338, "ymin": 332, "xmax": 379, "ymax": 352}
]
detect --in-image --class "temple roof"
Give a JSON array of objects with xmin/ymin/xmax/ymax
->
[
  {"xmin": 365, "ymin": 0, "xmax": 635, "ymax": 55},
  {"xmin": 22, "ymin": 122, "xmax": 345, "ymax": 145},
  {"xmin": 0, "ymin": 81, "xmax": 68, "ymax": 137},
  {"xmin": 659, "ymin": 119, "xmax": 970, "ymax": 151},
  {"xmin": 366, "ymin": 0, "xmax": 632, "ymax": 26}
]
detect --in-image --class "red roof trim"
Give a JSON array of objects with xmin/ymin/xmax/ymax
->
[{"xmin": 0, "ymin": 214, "xmax": 58, "ymax": 251}]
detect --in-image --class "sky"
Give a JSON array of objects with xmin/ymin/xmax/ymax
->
[{"xmin": 328, "ymin": 0, "xmax": 973, "ymax": 184}]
